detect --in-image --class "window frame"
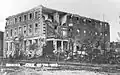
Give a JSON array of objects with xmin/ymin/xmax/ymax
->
[
  {"xmin": 29, "ymin": 13, "xmax": 33, "ymax": 20},
  {"xmin": 14, "ymin": 28, "xmax": 17, "ymax": 36},
  {"xmin": 18, "ymin": 26, "xmax": 22, "ymax": 34},
  {"xmin": 19, "ymin": 16, "xmax": 22, "ymax": 22},
  {"xmin": 15, "ymin": 18, "xmax": 17, "ymax": 23},
  {"xmin": 24, "ymin": 14, "xmax": 27, "ymax": 21},
  {"xmin": 28, "ymin": 24, "xmax": 32, "ymax": 35},
  {"xmin": 23, "ymin": 25, "xmax": 27, "ymax": 35},
  {"xmin": 35, "ymin": 23, "xmax": 39, "ymax": 33}
]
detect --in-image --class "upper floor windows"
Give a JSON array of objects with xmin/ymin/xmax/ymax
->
[
  {"xmin": 19, "ymin": 27, "xmax": 22, "ymax": 34},
  {"xmin": 29, "ymin": 24, "xmax": 32, "ymax": 34},
  {"xmin": 105, "ymin": 23, "xmax": 108, "ymax": 28},
  {"xmin": 29, "ymin": 13, "xmax": 33, "ymax": 20},
  {"xmin": 24, "ymin": 15, "xmax": 27, "ymax": 21},
  {"xmin": 35, "ymin": 11, "xmax": 38, "ymax": 18},
  {"xmin": 8, "ymin": 11, "xmax": 40, "ymax": 25},
  {"xmin": 35, "ymin": 23, "xmax": 38, "ymax": 33},
  {"xmin": 83, "ymin": 19, "xmax": 86, "ymax": 23},
  {"xmin": 23, "ymin": 25, "xmax": 27, "ymax": 35},
  {"xmin": 15, "ymin": 18, "xmax": 17, "ymax": 23},
  {"xmin": 19, "ymin": 16, "xmax": 22, "ymax": 22}
]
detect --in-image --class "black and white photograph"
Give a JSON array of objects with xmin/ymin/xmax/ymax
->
[{"xmin": 0, "ymin": 0, "xmax": 120, "ymax": 75}]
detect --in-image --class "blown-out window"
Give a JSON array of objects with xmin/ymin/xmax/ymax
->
[
  {"xmin": 19, "ymin": 16, "xmax": 22, "ymax": 22},
  {"xmin": 35, "ymin": 11, "xmax": 38, "ymax": 18},
  {"xmin": 15, "ymin": 18, "xmax": 17, "ymax": 23},
  {"xmin": 35, "ymin": 23, "xmax": 38, "ymax": 33},
  {"xmin": 24, "ymin": 15, "xmax": 27, "ymax": 21},
  {"xmin": 29, "ymin": 13, "xmax": 33, "ymax": 20}
]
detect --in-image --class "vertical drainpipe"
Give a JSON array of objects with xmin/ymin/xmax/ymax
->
[{"xmin": 38, "ymin": 5, "xmax": 43, "ymax": 55}]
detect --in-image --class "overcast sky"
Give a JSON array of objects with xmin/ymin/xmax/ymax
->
[{"xmin": 0, "ymin": 0, "xmax": 120, "ymax": 42}]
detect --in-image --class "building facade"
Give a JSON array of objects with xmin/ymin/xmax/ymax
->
[{"xmin": 4, "ymin": 5, "xmax": 110, "ymax": 58}]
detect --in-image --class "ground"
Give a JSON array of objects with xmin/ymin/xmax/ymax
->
[
  {"xmin": 1, "ymin": 61, "xmax": 120, "ymax": 75},
  {"xmin": 1, "ymin": 58, "xmax": 120, "ymax": 75}
]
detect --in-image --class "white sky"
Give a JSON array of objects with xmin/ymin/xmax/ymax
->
[{"xmin": 0, "ymin": 0, "xmax": 120, "ymax": 42}]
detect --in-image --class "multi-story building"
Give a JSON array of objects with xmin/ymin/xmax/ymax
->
[
  {"xmin": 0, "ymin": 31, "xmax": 4, "ymax": 58},
  {"xmin": 4, "ymin": 5, "xmax": 110, "ymax": 58}
]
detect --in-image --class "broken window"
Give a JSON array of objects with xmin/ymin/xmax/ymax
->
[
  {"xmin": 35, "ymin": 11, "xmax": 38, "ymax": 18},
  {"xmin": 19, "ymin": 16, "xmax": 22, "ymax": 22},
  {"xmin": 35, "ymin": 23, "xmax": 38, "ymax": 33},
  {"xmin": 29, "ymin": 13, "xmax": 33, "ymax": 20},
  {"xmin": 24, "ymin": 15, "xmax": 27, "ymax": 21},
  {"xmin": 15, "ymin": 18, "xmax": 17, "ymax": 23},
  {"xmin": 48, "ymin": 14, "xmax": 53, "ymax": 22}
]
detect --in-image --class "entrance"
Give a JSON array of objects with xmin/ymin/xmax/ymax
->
[{"xmin": 43, "ymin": 41, "xmax": 54, "ymax": 55}]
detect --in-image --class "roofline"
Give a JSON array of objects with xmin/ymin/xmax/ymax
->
[
  {"xmin": 5, "ymin": 5, "xmax": 110, "ymax": 24},
  {"xmin": 6, "ymin": 5, "xmax": 43, "ymax": 20}
]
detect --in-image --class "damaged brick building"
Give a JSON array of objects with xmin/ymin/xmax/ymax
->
[{"xmin": 4, "ymin": 5, "xmax": 110, "ymax": 58}]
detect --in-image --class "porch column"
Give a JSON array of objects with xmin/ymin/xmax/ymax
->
[
  {"xmin": 53, "ymin": 40, "xmax": 57, "ymax": 51},
  {"xmin": 61, "ymin": 41, "xmax": 63, "ymax": 51}
]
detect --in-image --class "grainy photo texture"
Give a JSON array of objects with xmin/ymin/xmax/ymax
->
[{"xmin": 0, "ymin": 0, "xmax": 120, "ymax": 75}]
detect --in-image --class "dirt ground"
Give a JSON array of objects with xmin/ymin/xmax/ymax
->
[{"xmin": 0, "ymin": 70, "xmax": 107, "ymax": 75}]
